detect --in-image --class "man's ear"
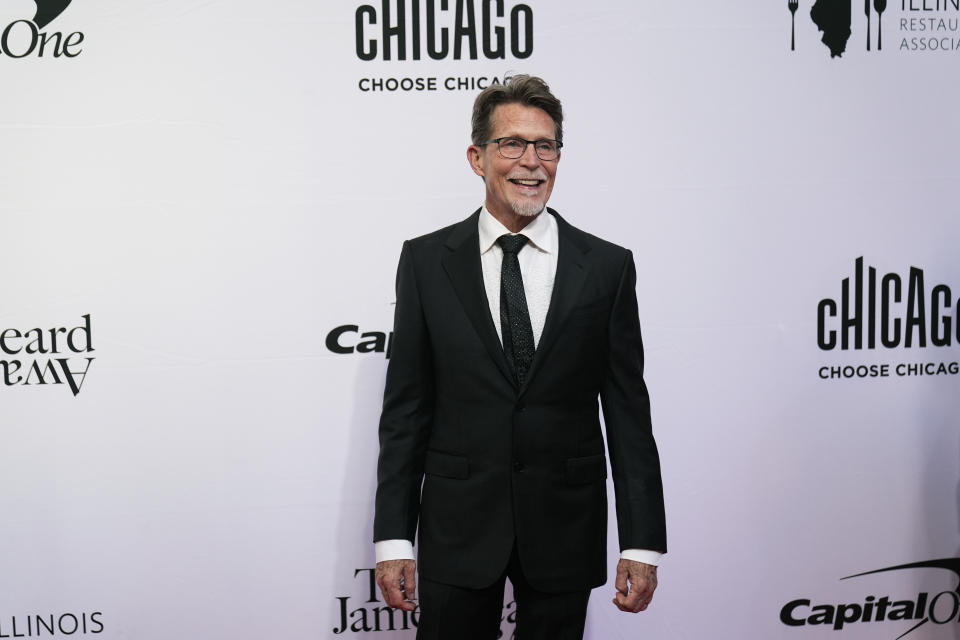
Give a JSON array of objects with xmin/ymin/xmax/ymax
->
[{"xmin": 467, "ymin": 145, "xmax": 485, "ymax": 179}]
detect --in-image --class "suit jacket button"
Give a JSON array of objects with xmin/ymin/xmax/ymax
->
[
  {"xmin": 513, "ymin": 461, "xmax": 524, "ymax": 472},
  {"xmin": 515, "ymin": 402, "xmax": 525, "ymax": 412}
]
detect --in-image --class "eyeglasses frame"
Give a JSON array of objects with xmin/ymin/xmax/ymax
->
[{"xmin": 480, "ymin": 137, "xmax": 564, "ymax": 161}]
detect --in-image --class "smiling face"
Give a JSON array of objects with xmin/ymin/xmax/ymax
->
[{"xmin": 467, "ymin": 103, "xmax": 560, "ymax": 228}]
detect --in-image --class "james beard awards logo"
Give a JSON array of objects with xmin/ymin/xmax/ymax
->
[
  {"xmin": 333, "ymin": 567, "xmax": 517, "ymax": 637},
  {"xmin": 354, "ymin": 0, "xmax": 533, "ymax": 93},
  {"xmin": 0, "ymin": 0, "xmax": 83, "ymax": 59},
  {"xmin": 333, "ymin": 568, "xmax": 420, "ymax": 634},
  {"xmin": 785, "ymin": 0, "xmax": 960, "ymax": 56},
  {"xmin": 1, "ymin": 315, "xmax": 95, "ymax": 396},
  {"xmin": 816, "ymin": 258, "xmax": 958, "ymax": 381},
  {"xmin": 780, "ymin": 558, "xmax": 960, "ymax": 638}
]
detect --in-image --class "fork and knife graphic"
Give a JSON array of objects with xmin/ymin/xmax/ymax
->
[
  {"xmin": 788, "ymin": 0, "xmax": 887, "ymax": 51},
  {"xmin": 788, "ymin": 0, "xmax": 799, "ymax": 50},
  {"xmin": 866, "ymin": 0, "xmax": 888, "ymax": 50}
]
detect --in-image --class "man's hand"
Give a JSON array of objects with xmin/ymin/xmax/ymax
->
[
  {"xmin": 612, "ymin": 559, "xmax": 657, "ymax": 613},
  {"xmin": 376, "ymin": 559, "xmax": 418, "ymax": 611}
]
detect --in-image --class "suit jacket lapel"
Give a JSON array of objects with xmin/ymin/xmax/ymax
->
[
  {"xmin": 441, "ymin": 209, "xmax": 517, "ymax": 389},
  {"xmin": 520, "ymin": 210, "xmax": 591, "ymax": 397}
]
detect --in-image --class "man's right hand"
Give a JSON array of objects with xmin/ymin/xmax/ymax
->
[{"xmin": 375, "ymin": 559, "xmax": 418, "ymax": 611}]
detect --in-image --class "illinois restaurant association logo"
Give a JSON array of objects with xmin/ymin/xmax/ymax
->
[
  {"xmin": 780, "ymin": 558, "xmax": 960, "ymax": 637},
  {"xmin": 785, "ymin": 0, "xmax": 960, "ymax": 56},
  {"xmin": 0, "ymin": 610, "xmax": 104, "ymax": 636},
  {"xmin": 815, "ymin": 258, "xmax": 959, "ymax": 381},
  {"xmin": 353, "ymin": 0, "xmax": 534, "ymax": 94},
  {"xmin": 1, "ymin": 314, "xmax": 95, "ymax": 396},
  {"xmin": 0, "ymin": 0, "xmax": 84, "ymax": 59}
]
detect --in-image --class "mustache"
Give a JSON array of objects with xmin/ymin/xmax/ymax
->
[{"xmin": 507, "ymin": 172, "xmax": 548, "ymax": 181}]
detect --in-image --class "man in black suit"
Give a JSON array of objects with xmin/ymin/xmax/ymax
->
[{"xmin": 373, "ymin": 75, "xmax": 666, "ymax": 639}]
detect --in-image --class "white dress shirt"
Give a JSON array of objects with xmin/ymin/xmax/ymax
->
[
  {"xmin": 478, "ymin": 204, "xmax": 557, "ymax": 348},
  {"xmin": 376, "ymin": 206, "xmax": 662, "ymax": 567}
]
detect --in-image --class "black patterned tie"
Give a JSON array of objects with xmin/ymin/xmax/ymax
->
[{"xmin": 497, "ymin": 234, "xmax": 535, "ymax": 386}]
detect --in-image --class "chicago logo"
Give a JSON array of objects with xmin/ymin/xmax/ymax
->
[
  {"xmin": 817, "ymin": 257, "xmax": 957, "ymax": 351},
  {"xmin": 353, "ymin": 1, "xmax": 534, "ymax": 93},
  {"xmin": 815, "ymin": 259, "xmax": 958, "ymax": 380},
  {"xmin": 355, "ymin": 0, "xmax": 533, "ymax": 61},
  {"xmin": 0, "ymin": 0, "xmax": 83, "ymax": 59}
]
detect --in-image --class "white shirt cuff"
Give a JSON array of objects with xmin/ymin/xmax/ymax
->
[
  {"xmin": 376, "ymin": 540, "xmax": 659, "ymax": 565},
  {"xmin": 620, "ymin": 549, "xmax": 663, "ymax": 566},
  {"xmin": 375, "ymin": 539, "xmax": 415, "ymax": 563}
]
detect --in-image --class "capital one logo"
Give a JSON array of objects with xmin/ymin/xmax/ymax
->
[
  {"xmin": 781, "ymin": 558, "xmax": 960, "ymax": 638},
  {"xmin": 0, "ymin": 0, "xmax": 84, "ymax": 59}
]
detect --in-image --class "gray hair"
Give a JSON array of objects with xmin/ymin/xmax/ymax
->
[{"xmin": 470, "ymin": 74, "xmax": 564, "ymax": 146}]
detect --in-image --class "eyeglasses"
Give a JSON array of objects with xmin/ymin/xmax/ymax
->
[{"xmin": 481, "ymin": 137, "xmax": 563, "ymax": 161}]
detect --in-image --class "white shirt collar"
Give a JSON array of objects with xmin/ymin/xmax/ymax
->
[{"xmin": 478, "ymin": 205, "xmax": 557, "ymax": 255}]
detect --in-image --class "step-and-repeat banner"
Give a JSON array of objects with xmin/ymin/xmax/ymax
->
[{"xmin": 2, "ymin": 1, "xmax": 957, "ymax": 638}]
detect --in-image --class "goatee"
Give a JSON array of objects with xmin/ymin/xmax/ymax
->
[{"xmin": 510, "ymin": 199, "xmax": 545, "ymax": 218}]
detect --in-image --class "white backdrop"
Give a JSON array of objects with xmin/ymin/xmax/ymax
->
[{"xmin": 2, "ymin": 1, "xmax": 958, "ymax": 639}]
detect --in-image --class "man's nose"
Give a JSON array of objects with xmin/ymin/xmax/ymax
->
[{"xmin": 519, "ymin": 142, "xmax": 540, "ymax": 167}]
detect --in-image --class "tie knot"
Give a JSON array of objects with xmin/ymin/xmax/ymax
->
[{"xmin": 497, "ymin": 234, "xmax": 529, "ymax": 255}]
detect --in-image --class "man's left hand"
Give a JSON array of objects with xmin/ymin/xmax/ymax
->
[{"xmin": 612, "ymin": 559, "xmax": 658, "ymax": 613}]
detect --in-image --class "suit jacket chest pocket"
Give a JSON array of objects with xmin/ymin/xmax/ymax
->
[{"xmin": 424, "ymin": 295, "xmax": 489, "ymax": 354}]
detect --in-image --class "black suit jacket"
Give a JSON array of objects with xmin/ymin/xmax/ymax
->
[{"xmin": 374, "ymin": 208, "xmax": 666, "ymax": 593}]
